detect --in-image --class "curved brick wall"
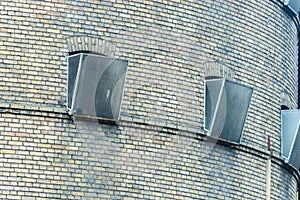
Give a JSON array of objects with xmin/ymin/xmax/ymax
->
[{"xmin": 0, "ymin": 0, "xmax": 299, "ymax": 199}]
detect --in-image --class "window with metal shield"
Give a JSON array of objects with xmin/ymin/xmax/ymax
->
[
  {"xmin": 281, "ymin": 110, "xmax": 300, "ymax": 169},
  {"xmin": 284, "ymin": 0, "xmax": 300, "ymax": 15},
  {"xmin": 67, "ymin": 53, "xmax": 128, "ymax": 122},
  {"xmin": 280, "ymin": 91, "xmax": 292, "ymax": 110},
  {"xmin": 204, "ymin": 78, "xmax": 253, "ymax": 143}
]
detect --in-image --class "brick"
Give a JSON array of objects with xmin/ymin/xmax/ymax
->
[{"xmin": 0, "ymin": 0, "xmax": 298, "ymax": 199}]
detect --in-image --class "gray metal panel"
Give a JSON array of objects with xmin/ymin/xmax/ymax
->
[
  {"xmin": 204, "ymin": 79, "xmax": 253, "ymax": 143},
  {"xmin": 289, "ymin": 125, "xmax": 300, "ymax": 169},
  {"xmin": 204, "ymin": 78, "xmax": 224, "ymax": 132},
  {"xmin": 281, "ymin": 110, "xmax": 300, "ymax": 163},
  {"xmin": 219, "ymin": 80, "xmax": 253, "ymax": 143},
  {"xmin": 211, "ymin": 82, "xmax": 226, "ymax": 138},
  {"xmin": 67, "ymin": 53, "xmax": 82, "ymax": 109},
  {"xmin": 94, "ymin": 58, "xmax": 128, "ymax": 120},
  {"xmin": 71, "ymin": 53, "xmax": 128, "ymax": 121}
]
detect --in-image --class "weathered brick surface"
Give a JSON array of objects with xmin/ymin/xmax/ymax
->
[{"xmin": 0, "ymin": 0, "xmax": 298, "ymax": 199}]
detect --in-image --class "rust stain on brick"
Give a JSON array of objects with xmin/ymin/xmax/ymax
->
[
  {"xmin": 0, "ymin": 28, "xmax": 8, "ymax": 33},
  {"xmin": 51, "ymin": 144, "xmax": 66, "ymax": 149}
]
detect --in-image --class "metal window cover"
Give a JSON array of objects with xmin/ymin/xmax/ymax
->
[
  {"xmin": 284, "ymin": 0, "xmax": 300, "ymax": 15},
  {"xmin": 281, "ymin": 109, "xmax": 300, "ymax": 168},
  {"xmin": 204, "ymin": 78, "xmax": 253, "ymax": 143},
  {"xmin": 67, "ymin": 53, "xmax": 129, "ymax": 121}
]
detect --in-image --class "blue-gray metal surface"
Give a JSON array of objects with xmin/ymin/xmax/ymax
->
[
  {"xmin": 67, "ymin": 53, "xmax": 82, "ymax": 109},
  {"xmin": 281, "ymin": 110, "xmax": 300, "ymax": 168},
  {"xmin": 284, "ymin": 0, "xmax": 300, "ymax": 15}
]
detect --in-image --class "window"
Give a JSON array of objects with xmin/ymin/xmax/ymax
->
[
  {"xmin": 204, "ymin": 78, "xmax": 253, "ymax": 143},
  {"xmin": 281, "ymin": 91, "xmax": 292, "ymax": 110},
  {"xmin": 284, "ymin": 0, "xmax": 300, "ymax": 15},
  {"xmin": 67, "ymin": 53, "xmax": 128, "ymax": 122},
  {"xmin": 281, "ymin": 110, "xmax": 300, "ymax": 169}
]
